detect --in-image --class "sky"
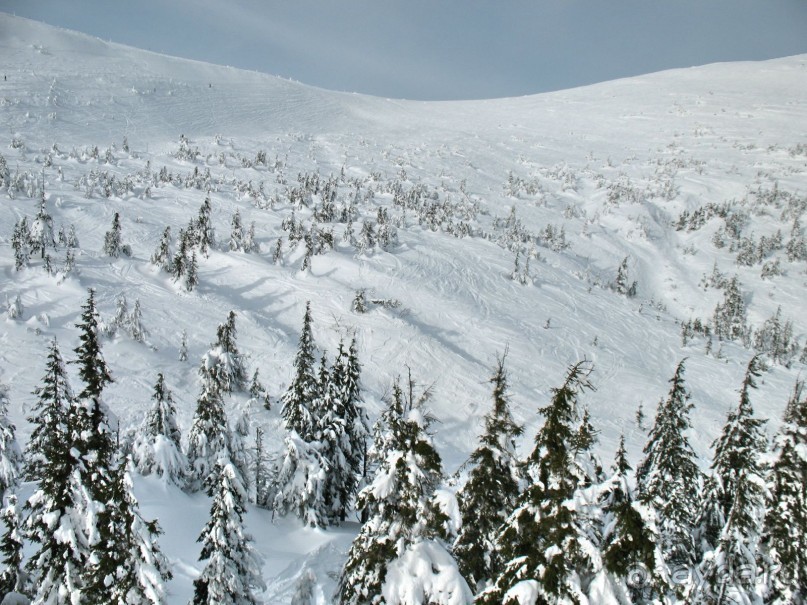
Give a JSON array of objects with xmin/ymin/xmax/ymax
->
[{"xmin": 3, "ymin": 0, "xmax": 807, "ymax": 101}]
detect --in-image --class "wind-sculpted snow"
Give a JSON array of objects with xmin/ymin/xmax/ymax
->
[{"xmin": 1, "ymin": 12, "xmax": 806, "ymax": 603}]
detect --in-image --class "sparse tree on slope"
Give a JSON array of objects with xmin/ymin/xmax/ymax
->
[
  {"xmin": 196, "ymin": 196, "xmax": 215, "ymax": 256},
  {"xmin": 478, "ymin": 361, "xmax": 599, "ymax": 605},
  {"xmin": 204, "ymin": 311, "xmax": 249, "ymax": 394},
  {"xmin": 132, "ymin": 373, "xmax": 186, "ymax": 485},
  {"xmin": 150, "ymin": 226, "xmax": 173, "ymax": 271},
  {"xmin": 454, "ymin": 354, "xmax": 523, "ymax": 592},
  {"xmin": 281, "ymin": 302, "xmax": 319, "ymax": 441},
  {"xmin": 636, "ymin": 360, "xmax": 702, "ymax": 572},
  {"xmin": 337, "ymin": 376, "xmax": 471, "ymax": 605},
  {"xmin": 229, "ymin": 210, "xmax": 244, "ymax": 251},
  {"xmin": 192, "ymin": 462, "xmax": 264, "ymax": 605},
  {"xmin": 29, "ymin": 196, "xmax": 56, "ymax": 260},
  {"xmin": 762, "ymin": 380, "xmax": 807, "ymax": 604},
  {"xmin": 103, "ymin": 212, "xmax": 123, "ymax": 258}
]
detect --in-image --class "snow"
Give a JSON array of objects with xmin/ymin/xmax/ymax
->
[{"xmin": 0, "ymin": 11, "xmax": 805, "ymax": 604}]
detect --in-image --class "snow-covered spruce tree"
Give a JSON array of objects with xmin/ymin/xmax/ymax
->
[
  {"xmin": 695, "ymin": 355, "xmax": 767, "ymax": 571},
  {"xmin": 478, "ymin": 361, "xmax": 599, "ymax": 605},
  {"xmin": 0, "ymin": 387, "xmax": 23, "ymax": 501},
  {"xmin": 11, "ymin": 217, "xmax": 30, "ymax": 271},
  {"xmin": 83, "ymin": 461, "xmax": 172, "ymax": 605},
  {"xmin": 572, "ymin": 406, "xmax": 605, "ymax": 487},
  {"xmin": 5, "ymin": 295, "xmax": 23, "ymax": 321},
  {"xmin": 321, "ymin": 338, "xmax": 369, "ymax": 524},
  {"xmin": 614, "ymin": 256, "xmax": 637, "ymax": 297},
  {"xmin": 129, "ymin": 299, "xmax": 148, "ymax": 343},
  {"xmin": 196, "ymin": 196, "xmax": 215, "ymax": 256},
  {"xmin": 29, "ymin": 195, "xmax": 56, "ymax": 260},
  {"xmin": 171, "ymin": 227, "xmax": 190, "ymax": 279},
  {"xmin": 185, "ymin": 250, "xmax": 199, "ymax": 292},
  {"xmin": 132, "ymin": 373, "xmax": 186, "ymax": 485},
  {"xmin": 281, "ymin": 302, "xmax": 319, "ymax": 441},
  {"xmin": 598, "ymin": 435, "xmax": 669, "ymax": 604},
  {"xmin": 712, "ymin": 276, "xmax": 748, "ymax": 343},
  {"xmin": 230, "ymin": 411, "xmax": 253, "ymax": 502},
  {"xmin": 103, "ymin": 211, "xmax": 123, "ymax": 258},
  {"xmin": 243, "ymin": 221, "xmax": 259, "ymax": 253},
  {"xmin": 0, "ymin": 494, "xmax": 27, "ymax": 600},
  {"xmin": 337, "ymin": 377, "xmax": 471, "ymax": 605},
  {"xmin": 192, "ymin": 462, "xmax": 264, "ymax": 605},
  {"xmin": 248, "ymin": 369, "xmax": 270, "ymax": 410},
  {"xmin": 70, "ymin": 289, "xmax": 116, "ymax": 496},
  {"xmin": 151, "ymin": 226, "xmax": 173, "ymax": 272},
  {"xmin": 203, "ymin": 311, "xmax": 249, "ymax": 393},
  {"xmin": 229, "ymin": 210, "xmax": 244, "ymax": 251},
  {"xmin": 272, "ymin": 430, "xmax": 329, "ymax": 527},
  {"xmin": 186, "ymin": 360, "xmax": 233, "ymax": 493},
  {"xmin": 636, "ymin": 360, "xmax": 702, "ymax": 575},
  {"xmin": 454, "ymin": 354, "xmax": 523, "ymax": 593},
  {"xmin": 24, "ymin": 340, "xmax": 89, "ymax": 604},
  {"xmin": 762, "ymin": 380, "xmax": 807, "ymax": 604}
]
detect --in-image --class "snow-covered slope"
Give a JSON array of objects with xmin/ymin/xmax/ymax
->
[{"xmin": 1, "ymin": 13, "xmax": 806, "ymax": 603}]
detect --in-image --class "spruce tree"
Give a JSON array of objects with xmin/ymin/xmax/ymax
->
[
  {"xmin": 599, "ymin": 436, "xmax": 669, "ymax": 603},
  {"xmin": 0, "ymin": 494, "xmax": 27, "ymax": 600},
  {"xmin": 103, "ymin": 212, "xmax": 123, "ymax": 257},
  {"xmin": 333, "ymin": 338, "xmax": 369, "ymax": 500},
  {"xmin": 150, "ymin": 226, "xmax": 173, "ymax": 271},
  {"xmin": 83, "ymin": 462, "xmax": 172, "ymax": 604},
  {"xmin": 696, "ymin": 355, "xmax": 767, "ymax": 605},
  {"xmin": 192, "ymin": 462, "xmax": 264, "ymax": 605},
  {"xmin": 30, "ymin": 196, "xmax": 56, "ymax": 259},
  {"xmin": 636, "ymin": 360, "xmax": 701, "ymax": 570},
  {"xmin": 478, "ymin": 361, "xmax": 599, "ymax": 605},
  {"xmin": 762, "ymin": 380, "xmax": 807, "ymax": 604},
  {"xmin": 454, "ymin": 354, "xmax": 523, "ymax": 592},
  {"xmin": 196, "ymin": 196, "xmax": 215, "ymax": 256},
  {"xmin": 132, "ymin": 373, "xmax": 186, "ymax": 484},
  {"xmin": 186, "ymin": 361, "xmax": 232, "ymax": 493},
  {"xmin": 229, "ymin": 210, "xmax": 244, "ymax": 251},
  {"xmin": 281, "ymin": 302, "xmax": 319, "ymax": 441},
  {"xmin": 71, "ymin": 289, "xmax": 115, "ymax": 497},
  {"xmin": 204, "ymin": 311, "xmax": 248, "ymax": 393},
  {"xmin": 337, "ymin": 376, "xmax": 470, "ymax": 605},
  {"xmin": 272, "ymin": 431, "xmax": 328, "ymax": 527},
  {"xmin": 0, "ymin": 387, "xmax": 23, "ymax": 501}
]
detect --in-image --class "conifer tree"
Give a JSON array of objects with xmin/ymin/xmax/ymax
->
[
  {"xmin": 696, "ymin": 355, "xmax": 767, "ymax": 602},
  {"xmin": 272, "ymin": 431, "xmax": 328, "ymax": 527},
  {"xmin": 84, "ymin": 462, "xmax": 172, "ymax": 605},
  {"xmin": 129, "ymin": 299, "xmax": 147, "ymax": 343},
  {"xmin": 337, "ymin": 376, "xmax": 470, "ymax": 605},
  {"xmin": 636, "ymin": 360, "xmax": 701, "ymax": 571},
  {"xmin": 186, "ymin": 361, "xmax": 232, "ymax": 493},
  {"xmin": 478, "ymin": 361, "xmax": 599, "ymax": 605},
  {"xmin": 281, "ymin": 302, "xmax": 319, "ymax": 441},
  {"xmin": 150, "ymin": 226, "xmax": 173, "ymax": 271},
  {"xmin": 204, "ymin": 311, "xmax": 248, "ymax": 393},
  {"xmin": 71, "ymin": 289, "xmax": 115, "ymax": 497},
  {"xmin": 454, "ymin": 354, "xmax": 523, "ymax": 592},
  {"xmin": 0, "ymin": 387, "xmax": 22, "ymax": 501},
  {"xmin": 229, "ymin": 210, "xmax": 244, "ymax": 251},
  {"xmin": 244, "ymin": 221, "xmax": 259, "ymax": 253},
  {"xmin": 132, "ymin": 373, "xmax": 186, "ymax": 484},
  {"xmin": 185, "ymin": 250, "xmax": 199, "ymax": 291},
  {"xmin": 762, "ymin": 380, "xmax": 807, "ymax": 604},
  {"xmin": 599, "ymin": 436, "xmax": 669, "ymax": 603},
  {"xmin": 30, "ymin": 196, "xmax": 56, "ymax": 259},
  {"xmin": 192, "ymin": 462, "xmax": 264, "ymax": 605},
  {"xmin": 196, "ymin": 196, "xmax": 215, "ymax": 256},
  {"xmin": 0, "ymin": 494, "xmax": 27, "ymax": 600},
  {"xmin": 103, "ymin": 212, "xmax": 123, "ymax": 257}
]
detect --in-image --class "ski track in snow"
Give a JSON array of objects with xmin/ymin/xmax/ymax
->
[{"xmin": 1, "ymin": 13, "xmax": 806, "ymax": 603}]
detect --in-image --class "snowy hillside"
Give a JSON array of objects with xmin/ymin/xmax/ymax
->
[{"xmin": 1, "ymin": 13, "xmax": 806, "ymax": 603}]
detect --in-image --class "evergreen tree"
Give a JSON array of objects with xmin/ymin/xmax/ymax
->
[
  {"xmin": 713, "ymin": 276, "xmax": 748, "ymax": 342},
  {"xmin": 762, "ymin": 380, "xmax": 807, "ymax": 604},
  {"xmin": 203, "ymin": 311, "xmax": 248, "ymax": 393},
  {"xmin": 83, "ymin": 462, "xmax": 172, "ymax": 605},
  {"xmin": 103, "ymin": 212, "xmax": 123, "ymax": 257},
  {"xmin": 637, "ymin": 360, "xmax": 702, "ymax": 572},
  {"xmin": 187, "ymin": 361, "xmax": 232, "ymax": 492},
  {"xmin": 129, "ymin": 299, "xmax": 147, "ymax": 343},
  {"xmin": 337, "ymin": 376, "xmax": 470, "ymax": 605},
  {"xmin": 599, "ymin": 436, "xmax": 669, "ymax": 603},
  {"xmin": 272, "ymin": 431, "xmax": 329, "ymax": 527},
  {"xmin": 11, "ymin": 217, "xmax": 30, "ymax": 271},
  {"xmin": 132, "ymin": 374, "xmax": 186, "ymax": 485},
  {"xmin": 0, "ymin": 387, "xmax": 23, "ymax": 501},
  {"xmin": 229, "ymin": 210, "xmax": 244, "ymax": 251},
  {"xmin": 572, "ymin": 406, "xmax": 605, "ymax": 486},
  {"xmin": 0, "ymin": 495, "xmax": 27, "ymax": 600},
  {"xmin": 281, "ymin": 302, "xmax": 319, "ymax": 441},
  {"xmin": 71, "ymin": 289, "xmax": 116, "ymax": 497},
  {"xmin": 454, "ymin": 354, "xmax": 523, "ymax": 592},
  {"xmin": 150, "ymin": 226, "xmax": 173, "ymax": 271},
  {"xmin": 30, "ymin": 196, "xmax": 56, "ymax": 259},
  {"xmin": 243, "ymin": 221, "xmax": 259, "ymax": 253},
  {"xmin": 179, "ymin": 329, "xmax": 188, "ymax": 362},
  {"xmin": 185, "ymin": 250, "xmax": 199, "ymax": 291},
  {"xmin": 192, "ymin": 462, "xmax": 264, "ymax": 605},
  {"xmin": 478, "ymin": 361, "xmax": 599, "ymax": 605},
  {"xmin": 248, "ymin": 369, "xmax": 270, "ymax": 410},
  {"xmin": 196, "ymin": 196, "xmax": 215, "ymax": 256}
]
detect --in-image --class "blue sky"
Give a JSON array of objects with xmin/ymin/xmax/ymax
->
[{"xmin": 4, "ymin": 0, "xmax": 807, "ymax": 100}]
